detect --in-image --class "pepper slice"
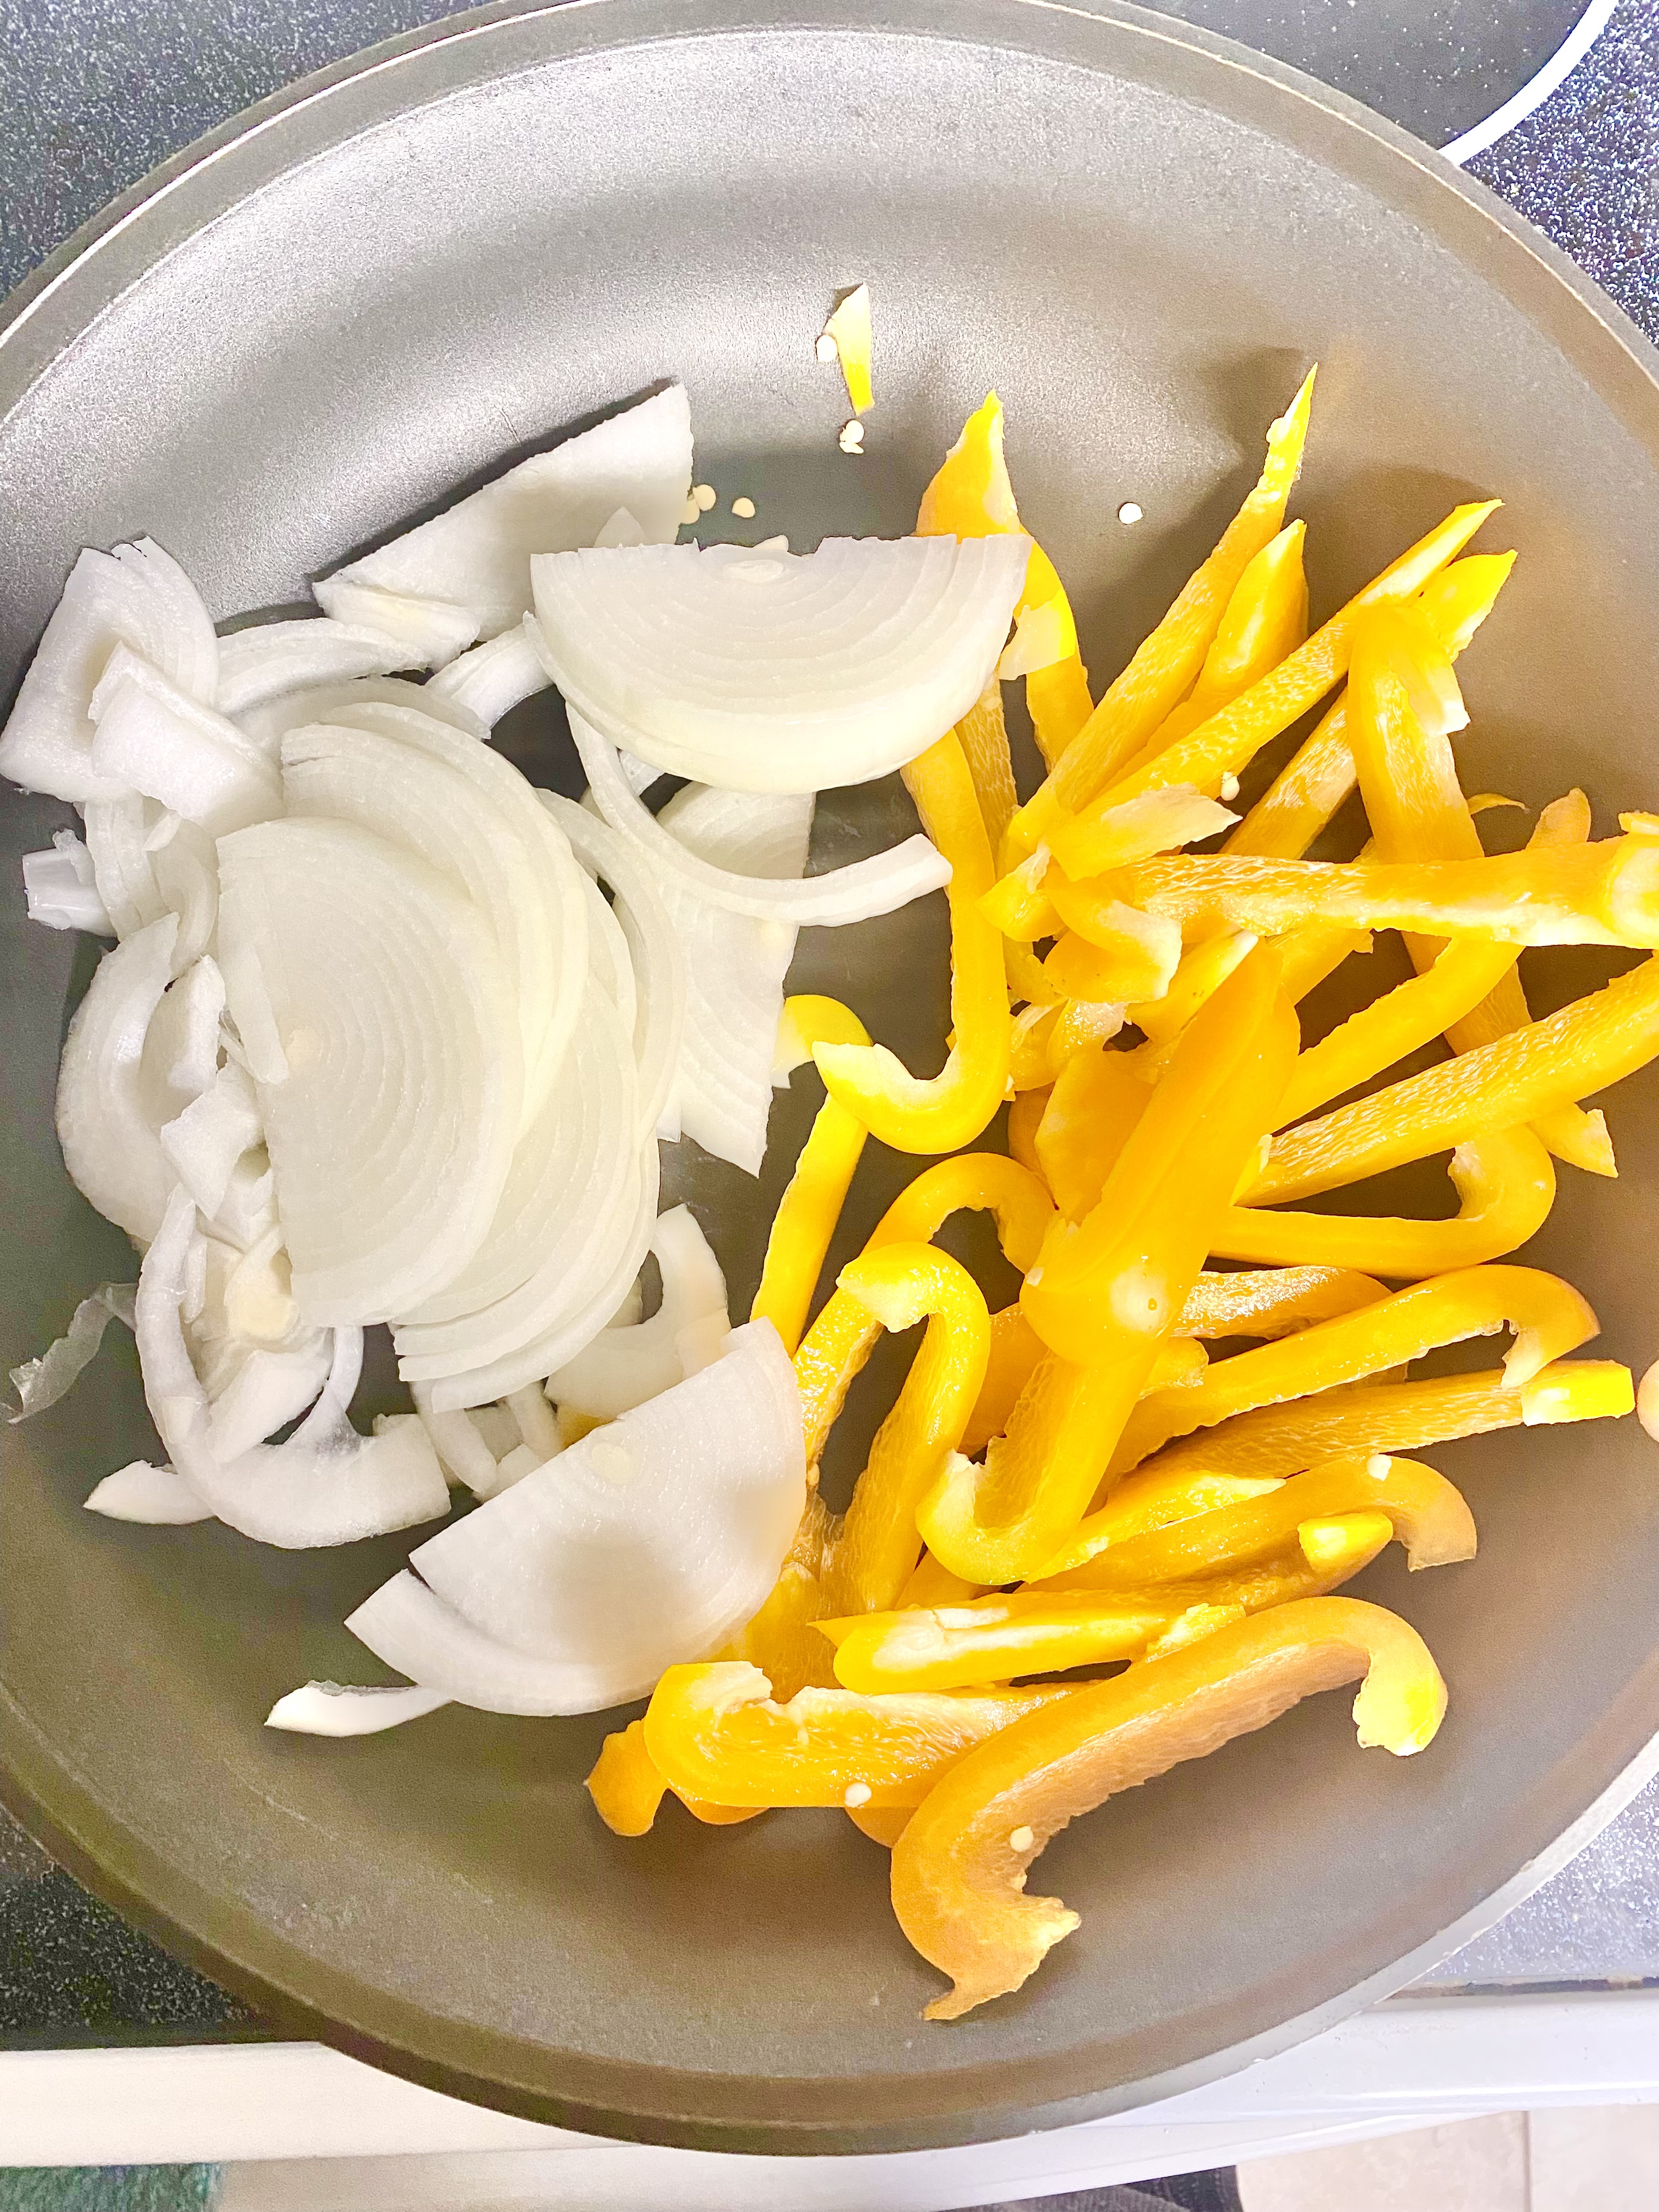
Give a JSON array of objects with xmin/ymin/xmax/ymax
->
[
  {"xmin": 1034, "ymin": 1043, "xmax": 1152, "ymax": 1220},
  {"xmin": 1245, "ymin": 956, "xmax": 1659, "ymax": 1206},
  {"xmin": 824, "ymin": 1506, "xmax": 1401, "ymax": 1693},
  {"xmin": 1007, "ymin": 370, "xmax": 1316, "ymax": 852},
  {"xmin": 815, "ymin": 733, "xmax": 1011, "ymax": 1153},
  {"xmin": 1041, "ymin": 910, "xmax": 1181, "ymax": 1004},
  {"xmin": 1048, "ymin": 1451, "xmax": 1475, "ymax": 1589},
  {"xmin": 1046, "ymin": 785, "xmax": 1239, "ymax": 888},
  {"xmin": 642, "ymin": 1661, "xmax": 1075, "ymax": 1808},
  {"xmin": 919, "ymin": 946, "xmax": 1297, "ymax": 1583},
  {"xmin": 1177, "ymin": 1266, "xmax": 1387, "ymax": 1338},
  {"xmin": 751, "ymin": 996, "xmax": 872, "ymax": 1357},
  {"xmin": 723, "ymin": 1487, "xmax": 840, "ymax": 1701},
  {"xmin": 1121, "ymin": 1358, "xmax": 1634, "ymax": 1482},
  {"xmin": 1214, "ymin": 1126, "xmax": 1556, "ymax": 1277},
  {"xmin": 1007, "ymin": 1085, "xmax": 1049, "ymax": 1178},
  {"xmin": 889, "ymin": 1596, "xmax": 1446, "ymax": 2018},
  {"xmin": 586, "ymin": 1719, "xmax": 764, "ymax": 1837}
]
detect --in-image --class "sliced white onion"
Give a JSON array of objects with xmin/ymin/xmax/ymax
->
[
  {"xmin": 84, "ymin": 1460, "xmax": 214, "ymax": 1525},
  {"xmin": 352, "ymin": 1319, "xmax": 803, "ymax": 1713},
  {"xmin": 212, "ymin": 1151, "xmax": 278, "ymax": 1251},
  {"xmin": 159, "ymin": 1062, "xmax": 262, "ymax": 1220},
  {"xmin": 265, "ymin": 1681, "xmax": 451, "ymax": 1736},
  {"xmin": 24, "ymin": 830, "xmax": 113, "ymax": 934},
  {"xmin": 137, "ymin": 1189, "xmax": 451, "ymax": 1546},
  {"xmin": 236, "ymin": 675, "xmax": 487, "ymax": 757},
  {"xmin": 55, "ymin": 911, "xmax": 179, "ymax": 1243},
  {"xmin": 410, "ymin": 1382, "xmax": 503, "ymax": 1497},
  {"xmin": 506, "ymin": 1382, "xmax": 563, "ymax": 1460},
  {"xmin": 426, "ymin": 628, "xmax": 549, "ymax": 727},
  {"xmin": 83, "ymin": 795, "xmax": 167, "ymax": 939},
  {"xmin": 529, "ymin": 533, "xmax": 1030, "ymax": 792},
  {"xmin": 281, "ymin": 716, "xmax": 566, "ymax": 1131},
  {"xmin": 8, "ymin": 1282, "xmax": 135, "ymax": 1420},
  {"xmin": 89, "ymin": 646, "xmax": 281, "ymax": 835},
  {"xmin": 546, "ymin": 1204, "xmax": 728, "ymax": 1417},
  {"xmin": 142, "ymin": 954, "xmax": 225, "ymax": 1118},
  {"xmin": 205, "ymin": 1340, "xmax": 332, "ymax": 1459},
  {"xmin": 216, "ymin": 618, "xmax": 417, "ymax": 716},
  {"xmin": 310, "ymin": 578, "xmax": 480, "ymax": 668},
  {"xmin": 653, "ymin": 783, "xmax": 812, "ymax": 1174},
  {"xmin": 0, "ymin": 539, "xmax": 218, "ymax": 803},
  {"xmin": 216, "ymin": 817, "xmax": 520, "ymax": 1325},
  {"xmin": 323, "ymin": 385, "xmax": 693, "ymax": 640},
  {"xmin": 417, "ymin": 1136, "xmax": 661, "ymax": 1412},
  {"xmin": 393, "ymin": 979, "xmax": 639, "ymax": 1366},
  {"xmin": 579, "ymin": 868, "xmax": 638, "ymax": 1045},
  {"xmin": 618, "ymin": 746, "xmax": 667, "ymax": 797},
  {"xmin": 539, "ymin": 791, "xmax": 684, "ymax": 1141},
  {"xmin": 569, "ymin": 704, "xmax": 949, "ymax": 926}
]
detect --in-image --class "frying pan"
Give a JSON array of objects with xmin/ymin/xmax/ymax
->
[{"xmin": 5, "ymin": 0, "xmax": 1659, "ymax": 2155}]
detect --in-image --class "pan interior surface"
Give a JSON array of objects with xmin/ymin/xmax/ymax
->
[{"xmin": 4, "ymin": 0, "xmax": 1659, "ymax": 2153}]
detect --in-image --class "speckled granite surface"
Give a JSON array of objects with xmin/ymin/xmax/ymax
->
[{"xmin": 2, "ymin": 0, "xmax": 1658, "ymax": 2044}]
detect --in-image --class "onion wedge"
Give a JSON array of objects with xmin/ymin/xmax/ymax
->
[
  {"xmin": 309, "ymin": 579, "xmax": 479, "ymax": 667},
  {"xmin": 427, "ymin": 628, "xmax": 549, "ymax": 727},
  {"xmin": 84, "ymin": 1461, "xmax": 214, "ymax": 1525},
  {"xmin": 23, "ymin": 831, "xmax": 112, "ymax": 933},
  {"xmin": 217, "ymin": 817, "xmax": 520, "ymax": 1325},
  {"xmin": 352, "ymin": 1319, "xmax": 804, "ymax": 1713},
  {"xmin": 321, "ymin": 385, "xmax": 693, "ymax": 639},
  {"xmin": 55, "ymin": 912, "xmax": 180, "ymax": 1243},
  {"xmin": 89, "ymin": 646, "xmax": 281, "ymax": 834},
  {"xmin": 216, "ymin": 618, "xmax": 417, "ymax": 715},
  {"xmin": 547, "ymin": 1204, "xmax": 729, "ymax": 1417},
  {"xmin": 529, "ymin": 534, "xmax": 1030, "ymax": 793},
  {"xmin": 265, "ymin": 1681, "xmax": 451, "ymax": 1736},
  {"xmin": 237, "ymin": 675, "xmax": 487, "ymax": 756}
]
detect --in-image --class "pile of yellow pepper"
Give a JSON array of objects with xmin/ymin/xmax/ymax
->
[{"xmin": 587, "ymin": 374, "xmax": 1651, "ymax": 2023}]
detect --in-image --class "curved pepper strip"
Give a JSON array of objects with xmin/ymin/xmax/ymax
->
[
  {"xmin": 1047, "ymin": 785, "xmax": 1240, "ymax": 889},
  {"xmin": 750, "ymin": 996, "xmax": 872, "ymax": 1357},
  {"xmin": 1245, "ymin": 956, "xmax": 1659, "ymax": 1206},
  {"xmin": 898, "ymin": 1551, "xmax": 984, "ymax": 1609},
  {"xmin": 1048, "ymin": 1451, "xmax": 1475, "ymax": 1589},
  {"xmin": 889, "ymin": 1596, "xmax": 1446, "ymax": 2018},
  {"xmin": 1035, "ymin": 1043, "xmax": 1150, "ymax": 1220},
  {"xmin": 1041, "ymin": 911, "xmax": 1181, "ymax": 1004},
  {"xmin": 723, "ymin": 1488, "xmax": 840, "ymax": 1701},
  {"xmin": 1091, "ymin": 838, "xmax": 1659, "ymax": 949},
  {"xmin": 919, "ymin": 947, "xmax": 1297, "ymax": 1583},
  {"xmin": 1103, "ymin": 1262, "xmax": 1598, "ymax": 1480},
  {"xmin": 823, "ymin": 1245, "xmax": 992, "ymax": 1616},
  {"xmin": 961, "ymin": 1307, "xmax": 1047, "ymax": 1457},
  {"xmin": 815, "ymin": 733, "xmax": 1011, "ymax": 1153},
  {"xmin": 1007, "ymin": 1085, "xmax": 1049, "ymax": 1178},
  {"xmin": 1007, "ymin": 369, "xmax": 1316, "ymax": 856},
  {"xmin": 1214, "ymin": 1125, "xmax": 1556, "ymax": 1277},
  {"xmin": 642, "ymin": 1661, "xmax": 1076, "ymax": 1809},
  {"xmin": 1178, "ymin": 1266, "xmax": 1387, "ymax": 1338},
  {"xmin": 1120, "ymin": 1358, "xmax": 1634, "ymax": 1483},
  {"xmin": 587, "ymin": 1719, "xmax": 764, "ymax": 1836},
  {"xmin": 824, "ymin": 1506, "xmax": 1401, "ymax": 1692},
  {"xmin": 1130, "ymin": 928, "xmax": 1260, "ymax": 1048}
]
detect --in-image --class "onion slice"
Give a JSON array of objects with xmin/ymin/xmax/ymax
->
[
  {"xmin": 529, "ymin": 533, "xmax": 1030, "ymax": 792},
  {"xmin": 90, "ymin": 646, "xmax": 281, "ymax": 835},
  {"xmin": 427, "ymin": 629, "xmax": 548, "ymax": 727},
  {"xmin": 8, "ymin": 1283, "xmax": 136, "ymax": 1420},
  {"xmin": 322, "ymin": 385, "xmax": 693, "ymax": 640},
  {"xmin": 217, "ymin": 817, "xmax": 520, "ymax": 1324},
  {"xmin": 84, "ymin": 1461, "xmax": 214, "ymax": 1525},
  {"xmin": 265, "ymin": 1681, "xmax": 451, "ymax": 1735},
  {"xmin": 309, "ymin": 579, "xmax": 480, "ymax": 667},
  {"xmin": 0, "ymin": 539, "xmax": 218, "ymax": 803},
  {"xmin": 55, "ymin": 911, "xmax": 180, "ymax": 1244},
  {"xmin": 216, "ymin": 619, "xmax": 418, "ymax": 715},
  {"xmin": 160, "ymin": 1062, "xmax": 263, "ymax": 1221},
  {"xmin": 23, "ymin": 831, "xmax": 113, "ymax": 934},
  {"xmin": 351, "ymin": 1319, "xmax": 804, "ymax": 1713},
  {"xmin": 548, "ymin": 1204, "xmax": 729, "ymax": 1417}
]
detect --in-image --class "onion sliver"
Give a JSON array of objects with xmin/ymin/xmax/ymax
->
[
  {"xmin": 84, "ymin": 795, "xmax": 167, "ymax": 939},
  {"xmin": 9, "ymin": 1282, "xmax": 135, "ymax": 1420},
  {"xmin": 570, "ymin": 706, "xmax": 949, "ymax": 926},
  {"xmin": 310, "ymin": 579, "xmax": 480, "ymax": 667},
  {"xmin": 546, "ymin": 1204, "xmax": 728, "ymax": 1418},
  {"xmin": 417, "ymin": 1136, "xmax": 660, "ymax": 1410},
  {"xmin": 394, "ymin": 979, "xmax": 638, "ymax": 1352},
  {"xmin": 579, "ymin": 869, "xmax": 638, "ymax": 1046},
  {"xmin": 24, "ymin": 831, "xmax": 113, "ymax": 934},
  {"xmin": 529, "ymin": 533, "xmax": 1030, "ymax": 793},
  {"xmin": 410, "ymin": 1383, "xmax": 503, "ymax": 1497},
  {"xmin": 217, "ymin": 817, "xmax": 520, "ymax": 1325},
  {"xmin": 55, "ymin": 911, "xmax": 180, "ymax": 1244},
  {"xmin": 0, "ymin": 539, "xmax": 218, "ymax": 803},
  {"xmin": 84, "ymin": 1461, "xmax": 214, "ymax": 1525},
  {"xmin": 90, "ymin": 646, "xmax": 281, "ymax": 834},
  {"xmin": 143, "ymin": 954, "xmax": 225, "ymax": 1117},
  {"xmin": 427, "ymin": 629, "xmax": 548, "ymax": 727},
  {"xmin": 160, "ymin": 1062, "xmax": 262, "ymax": 1220},
  {"xmin": 283, "ymin": 718, "xmax": 565, "ymax": 1131},
  {"xmin": 205, "ymin": 1340, "xmax": 332, "ymax": 1459},
  {"xmin": 266, "ymin": 1681, "xmax": 451, "ymax": 1735},
  {"xmin": 216, "ymin": 618, "xmax": 417, "ymax": 716},
  {"xmin": 137, "ymin": 1189, "xmax": 450, "ymax": 1545},
  {"xmin": 354, "ymin": 1320, "xmax": 804, "ymax": 1713},
  {"xmin": 323, "ymin": 385, "xmax": 693, "ymax": 641},
  {"xmin": 539, "ymin": 791, "xmax": 683, "ymax": 1139},
  {"xmin": 238, "ymin": 676, "xmax": 487, "ymax": 757}
]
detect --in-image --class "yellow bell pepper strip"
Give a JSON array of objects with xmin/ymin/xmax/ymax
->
[
  {"xmin": 920, "ymin": 947, "xmax": 1297, "ymax": 1583},
  {"xmin": 723, "ymin": 1487, "xmax": 841, "ymax": 1701},
  {"xmin": 641, "ymin": 1661, "xmax": 1076, "ymax": 1810},
  {"xmin": 750, "ymin": 996, "xmax": 872, "ymax": 1357},
  {"xmin": 1096, "ymin": 838, "xmax": 1659, "ymax": 950},
  {"xmin": 1009, "ymin": 1003, "xmax": 1060, "ymax": 1090},
  {"xmin": 1005, "ymin": 936, "xmax": 1063, "ymax": 1010},
  {"xmin": 981, "ymin": 847, "xmax": 1060, "ymax": 942},
  {"xmin": 827, "ymin": 1505, "xmax": 1403, "ymax": 1692},
  {"xmin": 1026, "ymin": 657, "xmax": 1097, "ymax": 770},
  {"xmin": 1106, "ymin": 1263, "xmax": 1598, "ymax": 1477},
  {"xmin": 815, "ymin": 734, "xmax": 1011, "ymax": 1153},
  {"xmin": 1178, "ymin": 1266, "xmax": 1387, "ymax": 1338},
  {"xmin": 1041, "ymin": 911, "xmax": 1182, "ymax": 1005},
  {"xmin": 1045, "ymin": 998, "xmax": 1126, "ymax": 1077},
  {"xmin": 1132, "ymin": 1358, "xmax": 1633, "ymax": 1485},
  {"xmin": 1019, "ymin": 1460, "xmax": 1285, "ymax": 1556},
  {"xmin": 1130, "ymin": 929, "xmax": 1260, "ymax": 1047},
  {"xmin": 1047, "ymin": 784, "xmax": 1240, "ymax": 887},
  {"xmin": 823, "ymin": 1245, "xmax": 992, "ymax": 1616},
  {"xmin": 1035, "ymin": 1043, "xmax": 1150, "ymax": 1220},
  {"xmin": 1246, "ymin": 956, "xmax": 1659, "ymax": 1207},
  {"xmin": 961, "ymin": 1306, "xmax": 1046, "ymax": 1456},
  {"xmin": 874, "ymin": 1150, "xmax": 1054, "ymax": 1269},
  {"xmin": 819, "ymin": 284, "xmax": 873, "ymax": 413},
  {"xmin": 898, "ymin": 1551, "xmax": 984, "ymax": 1609},
  {"xmin": 586, "ymin": 1720, "xmax": 765, "ymax": 1837},
  {"xmin": 1053, "ymin": 1452, "xmax": 1475, "ymax": 1589},
  {"xmin": 849, "ymin": 1803, "xmax": 916, "ymax": 1847},
  {"xmin": 1214, "ymin": 1126, "xmax": 1556, "ymax": 1277},
  {"xmin": 1006, "ymin": 370, "xmax": 1317, "ymax": 855},
  {"xmin": 949, "ymin": 684, "xmax": 1020, "ymax": 857},
  {"xmin": 1131, "ymin": 520, "xmax": 1311, "ymax": 763},
  {"xmin": 1007, "ymin": 1085, "xmax": 1049, "ymax": 1177},
  {"xmin": 889, "ymin": 1596, "xmax": 1446, "ymax": 2019}
]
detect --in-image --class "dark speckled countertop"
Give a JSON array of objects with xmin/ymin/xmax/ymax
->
[{"xmin": 3, "ymin": 0, "xmax": 1659, "ymax": 2047}]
